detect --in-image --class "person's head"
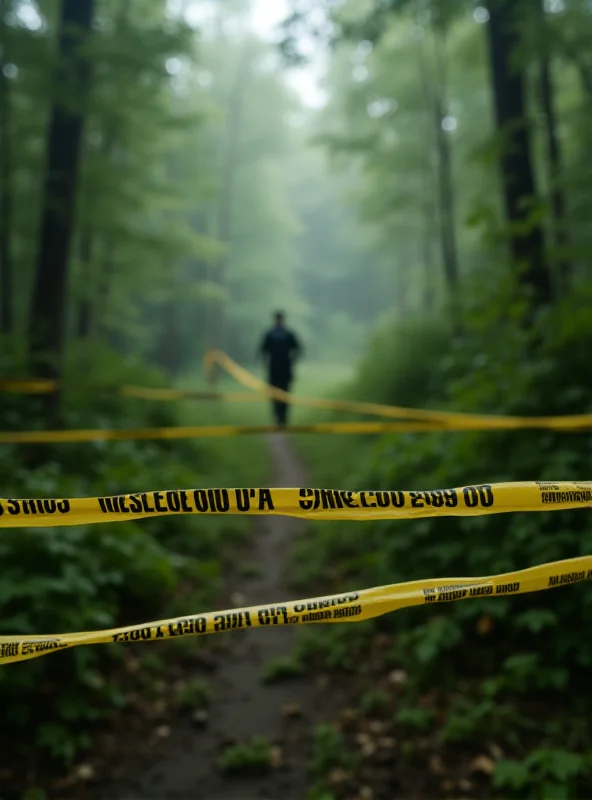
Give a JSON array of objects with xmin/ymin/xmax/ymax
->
[{"xmin": 273, "ymin": 311, "xmax": 285, "ymax": 326}]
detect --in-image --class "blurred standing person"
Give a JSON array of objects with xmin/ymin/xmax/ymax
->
[{"xmin": 260, "ymin": 311, "xmax": 302, "ymax": 427}]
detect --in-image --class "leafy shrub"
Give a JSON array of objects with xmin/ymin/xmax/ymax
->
[
  {"xmin": 294, "ymin": 287, "xmax": 592, "ymax": 797},
  {"xmin": 0, "ymin": 345, "xmax": 259, "ymax": 768}
]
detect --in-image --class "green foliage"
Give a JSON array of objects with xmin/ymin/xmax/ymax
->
[
  {"xmin": 394, "ymin": 706, "xmax": 435, "ymax": 732},
  {"xmin": 295, "ymin": 623, "xmax": 374, "ymax": 671},
  {"xmin": 219, "ymin": 737, "xmax": 271, "ymax": 775},
  {"xmin": 0, "ymin": 347, "xmax": 264, "ymax": 768},
  {"xmin": 359, "ymin": 688, "xmax": 389, "ymax": 714},
  {"xmin": 176, "ymin": 678, "xmax": 211, "ymax": 710},
  {"xmin": 261, "ymin": 653, "xmax": 305, "ymax": 683},
  {"xmin": 295, "ymin": 286, "xmax": 592, "ymax": 797},
  {"xmin": 309, "ymin": 723, "xmax": 350, "ymax": 776},
  {"xmin": 238, "ymin": 561, "xmax": 264, "ymax": 578},
  {"xmin": 493, "ymin": 750, "xmax": 589, "ymax": 799},
  {"xmin": 348, "ymin": 314, "xmax": 452, "ymax": 407},
  {"xmin": 307, "ymin": 723, "xmax": 355, "ymax": 799}
]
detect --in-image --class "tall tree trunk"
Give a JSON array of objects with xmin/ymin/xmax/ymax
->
[
  {"xmin": 485, "ymin": 0, "xmax": 551, "ymax": 305},
  {"xmin": 0, "ymin": 0, "xmax": 14, "ymax": 334},
  {"xmin": 97, "ymin": 240, "xmax": 115, "ymax": 337},
  {"xmin": 552, "ymin": 28, "xmax": 592, "ymax": 99},
  {"xmin": 212, "ymin": 41, "xmax": 252, "ymax": 354},
  {"xmin": 417, "ymin": 39, "xmax": 437, "ymax": 313},
  {"xmin": 433, "ymin": 28, "xmax": 461, "ymax": 305},
  {"xmin": 76, "ymin": 0, "xmax": 131, "ymax": 347},
  {"xmin": 160, "ymin": 297, "xmax": 180, "ymax": 377},
  {"xmin": 534, "ymin": 0, "xmax": 571, "ymax": 294},
  {"xmin": 75, "ymin": 231, "xmax": 94, "ymax": 339},
  {"xmin": 28, "ymin": 0, "xmax": 95, "ymax": 412}
]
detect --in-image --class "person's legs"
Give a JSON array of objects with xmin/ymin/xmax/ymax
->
[
  {"xmin": 276, "ymin": 379, "xmax": 290, "ymax": 426},
  {"xmin": 270, "ymin": 376, "xmax": 290, "ymax": 426},
  {"xmin": 272, "ymin": 397, "xmax": 284, "ymax": 426}
]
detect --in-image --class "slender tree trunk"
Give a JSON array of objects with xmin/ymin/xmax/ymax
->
[
  {"xmin": 534, "ymin": 0, "xmax": 571, "ymax": 294},
  {"xmin": 417, "ymin": 35, "xmax": 441, "ymax": 314},
  {"xmin": 97, "ymin": 240, "xmax": 115, "ymax": 336},
  {"xmin": 76, "ymin": 231, "xmax": 94, "ymax": 338},
  {"xmin": 160, "ymin": 297, "xmax": 180, "ymax": 377},
  {"xmin": 422, "ymin": 222, "xmax": 435, "ymax": 312},
  {"xmin": 212, "ymin": 41, "xmax": 252, "ymax": 354},
  {"xmin": 28, "ymin": 0, "xmax": 95, "ymax": 414},
  {"xmin": 485, "ymin": 0, "xmax": 551, "ymax": 305},
  {"xmin": 553, "ymin": 28, "xmax": 592, "ymax": 99},
  {"xmin": 76, "ymin": 0, "xmax": 131, "ymax": 348},
  {"xmin": 0, "ymin": 0, "xmax": 14, "ymax": 333},
  {"xmin": 433, "ymin": 28, "xmax": 461, "ymax": 303}
]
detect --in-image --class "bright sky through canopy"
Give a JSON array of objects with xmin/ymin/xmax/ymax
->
[{"xmin": 250, "ymin": 0, "xmax": 327, "ymax": 107}]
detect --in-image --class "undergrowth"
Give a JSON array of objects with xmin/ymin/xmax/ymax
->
[
  {"xmin": 0, "ymin": 340, "xmax": 268, "ymax": 775},
  {"xmin": 291, "ymin": 286, "xmax": 592, "ymax": 798}
]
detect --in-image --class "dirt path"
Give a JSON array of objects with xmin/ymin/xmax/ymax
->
[{"xmin": 104, "ymin": 433, "xmax": 333, "ymax": 800}]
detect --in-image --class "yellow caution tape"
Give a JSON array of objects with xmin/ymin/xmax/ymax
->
[
  {"xmin": 0, "ymin": 420, "xmax": 476, "ymax": 445},
  {"xmin": 119, "ymin": 386, "xmax": 259, "ymax": 403},
  {"xmin": 1, "ymin": 555, "xmax": 590, "ymax": 665},
  {"xmin": 1, "ymin": 414, "xmax": 592, "ymax": 445},
  {"xmin": 0, "ymin": 481, "xmax": 589, "ymax": 528},
  {"xmin": 3, "ymin": 351, "xmax": 592, "ymax": 432},
  {"xmin": 0, "ymin": 379, "xmax": 58, "ymax": 394},
  {"xmin": 205, "ymin": 350, "xmax": 592, "ymax": 430},
  {"xmin": 0, "ymin": 377, "xmax": 259, "ymax": 404}
]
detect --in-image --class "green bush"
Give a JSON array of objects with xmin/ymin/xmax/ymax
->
[
  {"xmin": 0, "ymin": 346, "xmax": 260, "ymax": 768},
  {"xmin": 294, "ymin": 288, "xmax": 592, "ymax": 797},
  {"xmin": 345, "ymin": 313, "xmax": 452, "ymax": 408}
]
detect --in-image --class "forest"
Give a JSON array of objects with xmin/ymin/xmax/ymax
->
[{"xmin": 1, "ymin": 0, "xmax": 592, "ymax": 798}]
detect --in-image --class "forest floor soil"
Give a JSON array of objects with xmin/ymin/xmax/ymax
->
[
  {"xmin": 15, "ymin": 432, "xmax": 498, "ymax": 800},
  {"xmin": 82, "ymin": 432, "xmax": 343, "ymax": 800}
]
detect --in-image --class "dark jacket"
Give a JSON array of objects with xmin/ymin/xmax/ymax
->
[{"xmin": 260, "ymin": 325, "xmax": 301, "ymax": 384}]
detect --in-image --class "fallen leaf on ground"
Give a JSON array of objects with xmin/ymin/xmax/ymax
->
[
  {"xmin": 340, "ymin": 707, "xmax": 358, "ymax": 725},
  {"xmin": 489, "ymin": 742, "xmax": 504, "ymax": 760},
  {"xmin": 269, "ymin": 745, "xmax": 282, "ymax": 768},
  {"xmin": 368, "ymin": 720, "xmax": 385, "ymax": 734},
  {"xmin": 471, "ymin": 754, "xmax": 495, "ymax": 775},
  {"xmin": 389, "ymin": 669, "xmax": 408, "ymax": 686},
  {"xmin": 429, "ymin": 754, "xmax": 445, "ymax": 775},
  {"xmin": 155, "ymin": 725, "xmax": 171, "ymax": 739},
  {"xmin": 378, "ymin": 736, "xmax": 397, "ymax": 749},
  {"xmin": 476, "ymin": 615, "xmax": 494, "ymax": 635},
  {"xmin": 329, "ymin": 768, "xmax": 351, "ymax": 785},
  {"xmin": 361, "ymin": 741, "xmax": 376, "ymax": 758},
  {"xmin": 125, "ymin": 656, "xmax": 141, "ymax": 674},
  {"xmin": 152, "ymin": 699, "xmax": 167, "ymax": 716},
  {"xmin": 75, "ymin": 764, "xmax": 96, "ymax": 782}
]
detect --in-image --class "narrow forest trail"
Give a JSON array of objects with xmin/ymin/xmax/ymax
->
[{"xmin": 104, "ymin": 432, "xmax": 338, "ymax": 800}]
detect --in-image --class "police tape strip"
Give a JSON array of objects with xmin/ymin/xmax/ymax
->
[
  {"xmin": 1, "ymin": 555, "xmax": 590, "ymax": 665},
  {"xmin": 3, "ymin": 351, "xmax": 592, "ymax": 432},
  {"xmin": 0, "ymin": 419, "xmax": 488, "ymax": 445},
  {"xmin": 0, "ymin": 378, "xmax": 260, "ymax": 404},
  {"xmin": 2, "ymin": 416, "xmax": 592, "ymax": 445},
  {"xmin": 120, "ymin": 387, "xmax": 259, "ymax": 403},
  {"xmin": 0, "ymin": 481, "xmax": 589, "ymax": 528},
  {"xmin": 204, "ymin": 350, "xmax": 592, "ymax": 430}
]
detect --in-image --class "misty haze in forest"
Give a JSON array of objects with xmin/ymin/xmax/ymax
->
[{"xmin": 3, "ymin": 0, "xmax": 592, "ymax": 798}]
